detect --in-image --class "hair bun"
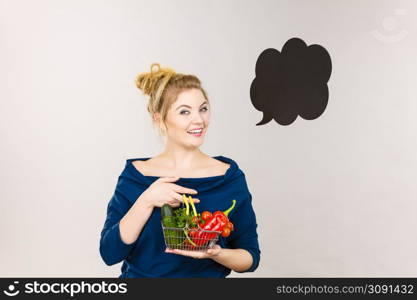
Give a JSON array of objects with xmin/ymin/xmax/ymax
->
[{"xmin": 135, "ymin": 63, "xmax": 176, "ymax": 96}]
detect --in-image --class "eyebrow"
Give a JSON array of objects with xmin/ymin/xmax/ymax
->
[{"xmin": 176, "ymin": 101, "xmax": 208, "ymax": 111}]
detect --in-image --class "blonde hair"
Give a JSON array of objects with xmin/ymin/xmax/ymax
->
[{"xmin": 135, "ymin": 63, "xmax": 209, "ymax": 137}]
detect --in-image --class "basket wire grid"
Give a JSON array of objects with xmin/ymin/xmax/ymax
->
[
  {"xmin": 161, "ymin": 223, "xmax": 221, "ymax": 251},
  {"xmin": 162, "ymin": 194, "xmax": 222, "ymax": 251}
]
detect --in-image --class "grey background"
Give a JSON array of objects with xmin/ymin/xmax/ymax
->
[{"xmin": 1, "ymin": 0, "xmax": 416, "ymax": 277}]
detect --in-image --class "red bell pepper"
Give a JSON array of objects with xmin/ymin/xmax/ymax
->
[{"xmin": 192, "ymin": 199, "xmax": 236, "ymax": 246}]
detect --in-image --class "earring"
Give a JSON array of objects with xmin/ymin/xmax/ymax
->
[{"xmin": 160, "ymin": 126, "xmax": 166, "ymax": 135}]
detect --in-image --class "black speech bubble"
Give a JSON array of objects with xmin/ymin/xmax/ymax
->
[{"xmin": 250, "ymin": 37, "xmax": 332, "ymax": 126}]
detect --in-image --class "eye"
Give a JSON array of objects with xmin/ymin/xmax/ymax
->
[{"xmin": 180, "ymin": 107, "xmax": 208, "ymax": 115}]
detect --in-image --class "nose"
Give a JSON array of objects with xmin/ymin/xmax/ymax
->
[{"xmin": 191, "ymin": 111, "xmax": 204, "ymax": 124}]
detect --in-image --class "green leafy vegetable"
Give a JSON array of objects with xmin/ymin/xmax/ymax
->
[{"xmin": 161, "ymin": 195, "xmax": 202, "ymax": 248}]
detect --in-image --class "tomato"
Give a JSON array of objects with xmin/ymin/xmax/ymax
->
[
  {"xmin": 201, "ymin": 211, "xmax": 212, "ymax": 221},
  {"xmin": 221, "ymin": 227, "xmax": 231, "ymax": 237}
]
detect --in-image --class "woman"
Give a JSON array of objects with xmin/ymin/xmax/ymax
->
[{"xmin": 99, "ymin": 63, "xmax": 260, "ymax": 278}]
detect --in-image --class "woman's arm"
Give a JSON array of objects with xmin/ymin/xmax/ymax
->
[
  {"xmin": 119, "ymin": 193, "xmax": 154, "ymax": 244},
  {"xmin": 210, "ymin": 248, "xmax": 253, "ymax": 272},
  {"xmin": 100, "ymin": 191, "xmax": 153, "ymax": 266},
  {"xmin": 165, "ymin": 245, "xmax": 253, "ymax": 273},
  {"xmin": 100, "ymin": 175, "xmax": 197, "ymax": 266}
]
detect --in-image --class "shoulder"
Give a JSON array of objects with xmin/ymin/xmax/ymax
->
[
  {"xmin": 131, "ymin": 159, "xmax": 145, "ymax": 172},
  {"xmin": 216, "ymin": 155, "xmax": 245, "ymax": 175},
  {"xmin": 220, "ymin": 155, "xmax": 249, "ymax": 186},
  {"xmin": 207, "ymin": 156, "xmax": 231, "ymax": 174},
  {"xmin": 131, "ymin": 157, "xmax": 165, "ymax": 176}
]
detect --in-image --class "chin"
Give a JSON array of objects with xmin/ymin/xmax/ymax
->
[
  {"xmin": 188, "ymin": 140, "xmax": 204, "ymax": 148},
  {"xmin": 191, "ymin": 141, "xmax": 204, "ymax": 147}
]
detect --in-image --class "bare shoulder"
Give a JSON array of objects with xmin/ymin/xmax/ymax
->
[
  {"xmin": 206, "ymin": 156, "xmax": 231, "ymax": 175},
  {"xmin": 131, "ymin": 159, "xmax": 144, "ymax": 173},
  {"xmin": 131, "ymin": 158, "xmax": 159, "ymax": 175}
]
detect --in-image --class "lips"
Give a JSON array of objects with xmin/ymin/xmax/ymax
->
[
  {"xmin": 187, "ymin": 128, "xmax": 203, "ymax": 137},
  {"xmin": 187, "ymin": 128, "xmax": 203, "ymax": 134}
]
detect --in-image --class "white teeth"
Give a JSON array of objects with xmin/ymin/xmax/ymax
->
[{"xmin": 188, "ymin": 129, "xmax": 202, "ymax": 133}]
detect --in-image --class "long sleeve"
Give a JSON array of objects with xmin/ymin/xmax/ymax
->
[
  {"xmin": 99, "ymin": 182, "xmax": 136, "ymax": 266},
  {"xmin": 228, "ymin": 181, "xmax": 261, "ymax": 273}
]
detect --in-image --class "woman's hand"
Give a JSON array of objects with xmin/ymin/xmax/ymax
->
[
  {"xmin": 141, "ymin": 176, "xmax": 199, "ymax": 209},
  {"xmin": 165, "ymin": 244, "xmax": 222, "ymax": 259}
]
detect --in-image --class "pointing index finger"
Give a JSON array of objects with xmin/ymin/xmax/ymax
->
[{"xmin": 171, "ymin": 183, "xmax": 198, "ymax": 195}]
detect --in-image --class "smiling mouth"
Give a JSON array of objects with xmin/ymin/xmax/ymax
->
[
  {"xmin": 187, "ymin": 128, "xmax": 203, "ymax": 134},
  {"xmin": 187, "ymin": 128, "xmax": 203, "ymax": 136}
]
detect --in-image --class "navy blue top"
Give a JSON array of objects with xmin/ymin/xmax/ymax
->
[{"xmin": 99, "ymin": 156, "xmax": 260, "ymax": 278}]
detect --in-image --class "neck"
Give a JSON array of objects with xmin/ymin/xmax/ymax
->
[{"xmin": 158, "ymin": 142, "xmax": 207, "ymax": 170}]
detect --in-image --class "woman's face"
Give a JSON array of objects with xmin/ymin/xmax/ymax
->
[{"xmin": 162, "ymin": 88, "xmax": 210, "ymax": 148}]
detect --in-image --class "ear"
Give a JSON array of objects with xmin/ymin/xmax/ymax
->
[{"xmin": 153, "ymin": 113, "xmax": 167, "ymax": 134}]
